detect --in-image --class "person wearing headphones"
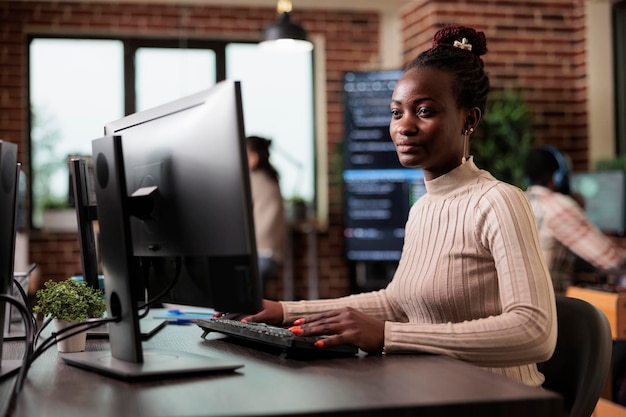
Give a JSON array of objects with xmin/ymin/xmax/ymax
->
[{"xmin": 524, "ymin": 146, "xmax": 626, "ymax": 295}]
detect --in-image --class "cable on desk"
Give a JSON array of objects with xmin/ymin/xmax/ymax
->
[
  {"xmin": 12, "ymin": 277, "xmax": 36, "ymax": 331},
  {"xmin": 137, "ymin": 256, "xmax": 182, "ymax": 319},
  {"xmin": 4, "ymin": 258, "xmax": 182, "ymax": 415},
  {"xmin": 30, "ymin": 316, "xmax": 118, "ymax": 364},
  {"xmin": 34, "ymin": 316, "xmax": 52, "ymax": 344}
]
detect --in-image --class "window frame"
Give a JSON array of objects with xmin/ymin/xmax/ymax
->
[
  {"xmin": 27, "ymin": 34, "xmax": 318, "ymax": 231},
  {"xmin": 614, "ymin": 1, "xmax": 626, "ymax": 154}
]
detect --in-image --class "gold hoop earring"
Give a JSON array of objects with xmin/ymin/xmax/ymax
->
[{"xmin": 462, "ymin": 127, "xmax": 473, "ymax": 164}]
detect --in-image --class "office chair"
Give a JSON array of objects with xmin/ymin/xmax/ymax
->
[{"xmin": 537, "ymin": 295, "xmax": 612, "ymax": 417}]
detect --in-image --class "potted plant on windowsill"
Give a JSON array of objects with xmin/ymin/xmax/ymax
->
[
  {"xmin": 41, "ymin": 197, "xmax": 77, "ymax": 232},
  {"xmin": 33, "ymin": 279, "xmax": 106, "ymax": 353},
  {"xmin": 286, "ymin": 196, "xmax": 308, "ymax": 223}
]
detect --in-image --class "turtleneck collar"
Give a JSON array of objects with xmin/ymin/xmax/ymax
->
[{"xmin": 424, "ymin": 156, "xmax": 485, "ymax": 197}]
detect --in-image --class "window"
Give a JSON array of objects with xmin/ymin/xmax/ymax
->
[
  {"xmin": 29, "ymin": 38, "xmax": 124, "ymax": 228},
  {"xmin": 226, "ymin": 44, "xmax": 314, "ymax": 205},
  {"xmin": 135, "ymin": 47, "xmax": 217, "ymax": 111},
  {"xmin": 28, "ymin": 36, "xmax": 314, "ymax": 229}
]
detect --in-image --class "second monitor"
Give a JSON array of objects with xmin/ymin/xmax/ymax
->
[{"xmin": 571, "ymin": 171, "xmax": 626, "ymax": 235}]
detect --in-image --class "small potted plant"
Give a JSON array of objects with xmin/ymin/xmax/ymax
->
[
  {"xmin": 33, "ymin": 278, "xmax": 106, "ymax": 352},
  {"xmin": 286, "ymin": 196, "xmax": 308, "ymax": 222}
]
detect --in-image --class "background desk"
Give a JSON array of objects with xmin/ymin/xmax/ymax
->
[{"xmin": 0, "ymin": 324, "xmax": 563, "ymax": 417}]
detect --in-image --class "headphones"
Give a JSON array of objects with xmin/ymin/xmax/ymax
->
[{"xmin": 541, "ymin": 145, "xmax": 570, "ymax": 194}]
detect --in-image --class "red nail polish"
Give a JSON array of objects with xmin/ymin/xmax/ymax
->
[
  {"xmin": 314, "ymin": 340, "xmax": 324, "ymax": 348},
  {"xmin": 289, "ymin": 326, "xmax": 303, "ymax": 336},
  {"xmin": 293, "ymin": 318, "xmax": 304, "ymax": 325}
]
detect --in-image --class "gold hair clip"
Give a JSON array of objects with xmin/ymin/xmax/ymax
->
[{"xmin": 453, "ymin": 38, "xmax": 472, "ymax": 51}]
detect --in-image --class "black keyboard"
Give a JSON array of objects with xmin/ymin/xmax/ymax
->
[{"xmin": 197, "ymin": 318, "xmax": 359, "ymax": 356}]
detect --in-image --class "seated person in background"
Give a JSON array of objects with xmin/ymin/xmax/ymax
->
[
  {"xmin": 241, "ymin": 25, "xmax": 557, "ymax": 388},
  {"xmin": 246, "ymin": 136, "xmax": 286, "ymax": 289},
  {"xmin": 524, "ymin": 146, "xmax": 626, "ymax": 296}
]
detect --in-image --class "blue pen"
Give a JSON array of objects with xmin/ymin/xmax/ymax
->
[
  {"xmin": 169, "ymin": 318, "xmax": 193, "ymax": 325},
  {"xmin": 167, "ymin": 309, "xmax": 215, "ymax": 316}
]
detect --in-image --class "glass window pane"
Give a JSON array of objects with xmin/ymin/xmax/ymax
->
[
  {"xmin": 29, "ymin": 38, "xmax": 124, "ymax": 228},
  {"xmin": 135, "ymin": 48, "xmax": 216, "ymax": 111},
  {"xmin": 226, "ymin": 44, "xmax": 314, "ymax": 203}
]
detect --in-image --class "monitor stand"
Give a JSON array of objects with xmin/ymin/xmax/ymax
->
[
  {"xmin": 0, "ymin": 360, "xmax": 21, "ymax": 380},
  {"xmin": 60, "ymin": 350, "xmax": 243, "ymax": 381},
  {"xmin": 1, "ymin": 304, "xmax": 22, "ymax": 380},
  {"xmin": 51, "ymin": 316, "xmax": 168, "ymax": 340},
  {"xmin": 3, "ymin": 324, "xmax": 26, "ymax": 341},
  {"xmin": 84, "ymin": 317, "xmax": 167, "ymax": 339}
]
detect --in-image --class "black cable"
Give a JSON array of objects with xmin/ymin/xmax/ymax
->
[
  {"xmin": 30, "ymin": 316, "xmax": 117, "ymax": 364},
  {"xmin": 0, "ymin": 294, "xmax": 35, "ymax": 417},
  {"xmin": 11, "ymin": 278, "xmax": 29, "ymax": 308},
  {"xmin": 12, "ymin": 277, "xmax": 36, "ymax": 330},
  {"xmin": 2, "ymin": 256, "xmax": 183, "ymax": 415},
  {"xmin": 138, "ymin": 257, "xmax": 182, "ymax": 312},
  {"xmin": 34, "ymin": 317, "xmax": 52, "ymax": 345}
]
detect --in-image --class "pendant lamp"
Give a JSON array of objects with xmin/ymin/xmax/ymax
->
[{"xmin": 259, "ymin": 0, "xmax": 313, "ymax": 52}]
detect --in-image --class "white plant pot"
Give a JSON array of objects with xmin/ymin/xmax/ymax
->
[
  {"xmin": 53, "ymin": 319, "xmax": 88, "ymax": 353},
  {"xmin": 42, "ymin": 209, "xmax": 78, "ymax": 232}
]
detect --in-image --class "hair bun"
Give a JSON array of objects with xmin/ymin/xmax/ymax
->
[{"xmin": 432, "ymin": 25, "xmax": 488, "ymax": 57}]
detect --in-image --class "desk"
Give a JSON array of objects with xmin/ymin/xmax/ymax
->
[
  {"xmin": 566, "ymin": 286, "xmax": 626, "ymax": 340},
  {"xmin": 0, "ymin": 324, "xmax": 563, "ymax": 417}
]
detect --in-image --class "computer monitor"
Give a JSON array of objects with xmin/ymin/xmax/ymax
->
[
  {"xmin": 69, "ymin": 157, "xmax": 172, "ymax": 340},
  {"xmin": 0, "ymin": 140, "xmax": 22, "ymax": 379},
  {"xmin": 61, "ymin": 80, "xmax": 261, "ymax": 380},
  {"xmin": 69, "ymin": 157, "xmax": 100, "ymax": 290},
  {"xmin": 570, "ymin": 171, "xmax": 626, "ymax": 235},
  {"xmin": 342, "ymin": 70, "xmax": 428, "ymax": 262}
]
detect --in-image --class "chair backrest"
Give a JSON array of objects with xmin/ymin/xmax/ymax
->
[{"xmin": 537, "ymin": 295, "xmax": 612, "ymax": 417}]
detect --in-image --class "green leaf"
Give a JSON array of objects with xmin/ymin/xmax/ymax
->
[
  {"xmin": 472, "ymin": 88, "xmax": 535, "ymax": 189},
  {"xmin": 33, "ymin": 279, "xmax": 106, "ymax": 321}
]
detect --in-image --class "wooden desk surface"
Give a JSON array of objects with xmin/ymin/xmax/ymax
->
[
  {"xmin": 566, "ymin": 286, "xmax": 626, "ymax": 340},
  {"xmin": 0, "ymin": 323, "xmax": 564, "ymax": 417}
]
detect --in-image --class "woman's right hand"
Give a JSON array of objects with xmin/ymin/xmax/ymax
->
[{"xmin": 242, "ymin": 299, "xmax": 284, "ymax": 325}]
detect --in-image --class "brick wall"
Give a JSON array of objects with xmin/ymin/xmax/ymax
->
[{"xmin": 0, "ymin": 0, "xmax": 591, "ymax": 300}]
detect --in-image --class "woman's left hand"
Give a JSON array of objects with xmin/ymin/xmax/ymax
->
[{"xmin": 289, "ymin": 307, "xmax": 385, "ymax": 354}]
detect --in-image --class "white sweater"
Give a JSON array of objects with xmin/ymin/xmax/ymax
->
[{"xmin": 281, "ymin": 158, "xmax": 557, "ymax": 387}]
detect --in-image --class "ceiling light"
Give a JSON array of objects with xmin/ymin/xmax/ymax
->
[{"xmin": 259, "ymin": 0, "xmax": 313, "ymax": 52}]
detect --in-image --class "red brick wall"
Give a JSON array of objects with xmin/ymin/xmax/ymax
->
[{"xmin": 0, "ymin": 0, "xmax": 592, "ymax": 300}]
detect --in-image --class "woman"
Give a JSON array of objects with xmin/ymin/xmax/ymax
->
[
  {"xmin": 246, "ymin": 136, "xmax": 286, "ymax": 288},
  {"xmin": 243, "ymin": 26, "xmax": 557, "ymax": 387}
]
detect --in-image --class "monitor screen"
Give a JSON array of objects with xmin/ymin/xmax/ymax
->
[
  {"xmin": 61, "ymin": 80, "xmax": 259, "ymax": 380},
  {"xmin": 0, "ymin": 140, "xmax": 21, "ymax": 379},
  {"xmin": 342, "ymin": 70, "xmax": 427, "ymax": 261},
  {"xmin": 69, "ymin": 157, "xmax": 100, "ymax": 291},
  {"xmin": 570, "ymin": 171, "xmax": 626, "ymax": 235}
]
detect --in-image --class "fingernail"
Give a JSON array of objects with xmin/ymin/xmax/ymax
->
[
  {"xmin": 293, "ymin": 318, "xmax": 304, "ymax": 325},
  {"xmin": 314, "ymin": 340, "xmax": 324, "ymax": 348},
  {"xmin": 289, "ymin": 326, "xmax": 303, "ymax": 336}
]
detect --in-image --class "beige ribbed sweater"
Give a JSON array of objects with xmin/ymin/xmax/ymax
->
[{"xmin": 281, "ymin": 158, "xmax": 557, "ymax": 387}]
